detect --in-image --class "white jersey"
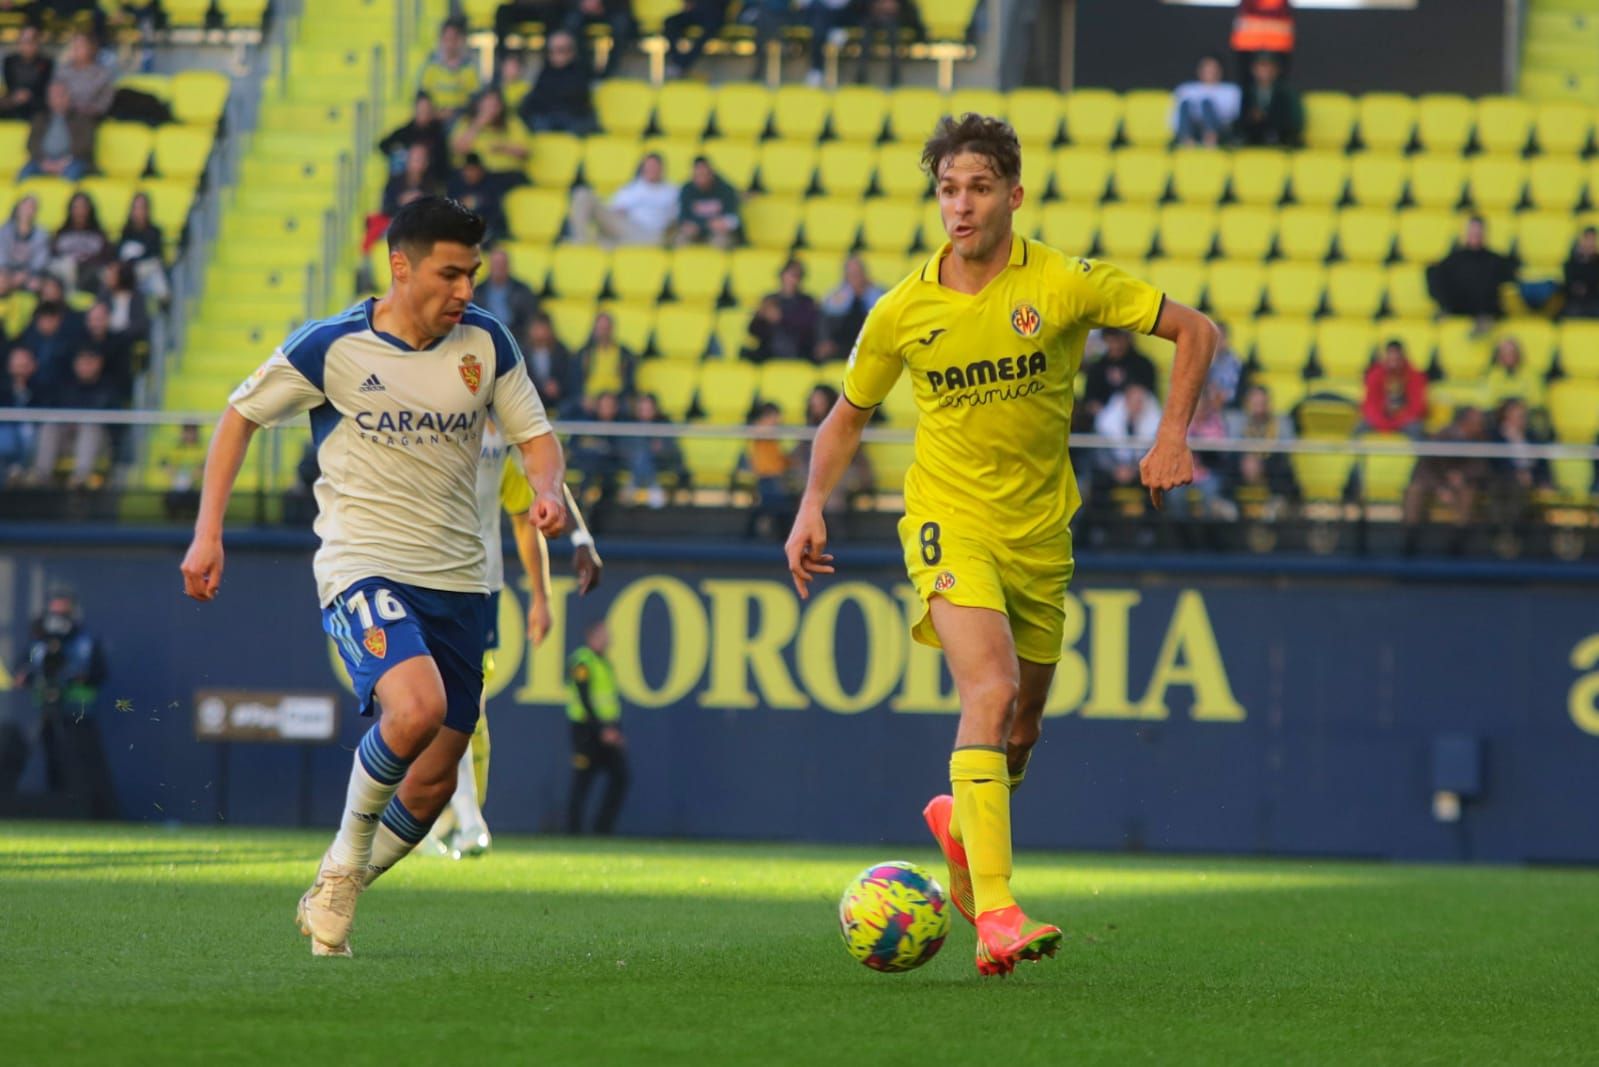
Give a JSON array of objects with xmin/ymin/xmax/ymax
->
[
  {"xmin": 477, "ymin": 420, "xmax": 510, "ymax": 593},
  {"xmin": 229, "ymin": 298, "xmax": 552, "ymax": 606}
]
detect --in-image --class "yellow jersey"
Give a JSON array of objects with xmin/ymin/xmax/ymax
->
[
  {"xmin": 499, "ymin": 452, "xmax": 534, "ymax": 515},
  {"xmin": 843, "ymin": 235, "xmax": 1164, "ymax": 543},
  {"xmin": 418, "ymin": 56, "xmax": 483, "ymax": 116}
]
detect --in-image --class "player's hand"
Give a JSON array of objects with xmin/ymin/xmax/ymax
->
[
  {"xmin": 180, "ymin": 535, "xmax": 224, "ymax": 601},
  {"xmin": 1139, "ymin": 434, "xmax": 1195, "ymax": 510},
  {"xmin": 784, "ymin": 506, "xmax": 834, "ymax": 600},
  {"xmin": 601, "ymin": 726, "xmax": 623, "ymax": 747},
  {"xmin": 527, "ymin": 598, "xmax": 552, "ymax": 647},
  {"xmin": 575, "ymin": 543, "xmax": 603, "ymax": 595},
  {"xmin": 532, "ymin": 490, "xmax": 567, "ymax": 538}
]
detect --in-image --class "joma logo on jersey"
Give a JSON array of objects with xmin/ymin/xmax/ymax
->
[
  {"xmin": 926, "ymin": 351, "xmax": 1047, "ymax": 394},
  {"xmin": 355, "ymin": 410, "xmax": 479, "ymax": 434}
]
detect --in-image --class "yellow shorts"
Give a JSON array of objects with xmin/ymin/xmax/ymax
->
[{"xmin": 899, "ymin": 515, "xmax": 1075, "ymax": 665}]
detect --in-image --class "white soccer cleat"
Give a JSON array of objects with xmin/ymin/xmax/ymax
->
[
  {"xmin": 452, "ymin": 823, "xmax": 491, "ymax": 859},
  {"xmin": 296, "ymin": 851, "xmax": 363, "ymax": 957},
  {"xmin": 418, "ymin": 831, "xmax": 454, "ymax": 859}
]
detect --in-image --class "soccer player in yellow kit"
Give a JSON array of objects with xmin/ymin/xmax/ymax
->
[{"xmin": 785, "ymin": 114, "xmax": 1219, "ymax": 977}]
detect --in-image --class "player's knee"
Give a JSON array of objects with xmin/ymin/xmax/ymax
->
[
  {"xmin": 967, "ymin": 676, "xmax": 1020, "ymax": 723},
  {"xmin": 380, "ymin": 691, "xmax": 447, "ymax": 750}
]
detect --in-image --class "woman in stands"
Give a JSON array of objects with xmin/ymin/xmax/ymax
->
[
  {"xmin": 0, "ymin": 196, "xmax": 51, "ymax": 292},
  {"xmin": 50, "ymin": 192, "xmax": 110, "ymax": 294},
  {"xmin": 116, "ymin": 191, "xmax": 169, "ymax": 305}
]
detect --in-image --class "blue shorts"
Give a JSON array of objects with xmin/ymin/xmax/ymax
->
[
  {"xmin": 484, "ymin": 589, "xmax": 502, "ymax": 651},
  {"xmin": 323, "ymin": 577, "xmax": 491, "ymax": 734}
]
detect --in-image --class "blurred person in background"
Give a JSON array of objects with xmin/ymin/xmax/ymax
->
[
  {"xmin": 1093, "ymin": 382, "xmax": 1163, "ymax": 500},
  {"xmin": 1226, "ymin": 381, "xmax": 1296, "ymax": 505},
  {"xmin": 115, "ymin": 191, "xmax": 168, "ymax": 305},
  {"xmin": 568, "ymin": 152, "xmax": 678, "ymax": 247},
  {"xmin": 1206, "ymin": 320, "xmax": 1243, "ymax": 405},
  {"xmin": 1162, "ymin": 384, "xmax": 1235, "ymax": 520},
  {"xmin": 51, "ymin": 29, "xmax": 113, "ymax": 121},
  {"xmin": 574, "ymin": 309, "xmax": 637, "ymax": 409},
  {"xmin": 474, "ymin": 247, "xmax": 540, "ymax": 339},
  {"xmin": 0, "ymin": 344, "xmax": 41, "ymax": 483},
  {"xmin": 0, "ymin": 196, "xmax": 51, "ymax": 290},
  {"xmin": 743, "ymin": 259, "xmax": 819, "ymax": 363},
  {"xmin": 22, "ymin": 80, "xmax": 94, "ymax": 180},
  {"xmin": 675, "ymin": 157, "xmax": 741, "ymax": 249},
  {"xmin": 523, "ymin": 310, "xmax": 576, "ymax": 414},
  {"xmin": 564, "ymin": 0, "xmax": 636, "ymax": 79},
  {"xmin": 29, "ymin": 346, "xmax": 116, "ymax": 488},
  {"xmin": 1427, "ymin": 217, "xmax": 1518, "ymax": 326},
  {"xmin": 1489, "ymin": 397, "xmax": 1552, "ymax": 531},
  {"xmin": 50, "ymin": 191, "xmax": 110, "ymax": 293},
  {"xmin": 1403, "ymin": 407, "xmax": 1492, "ymax": 554},
  {"xmin": 417, "ymin": 16, "xmax": 480, "ymax": 122},
  {"xmin": 453, "ymin": 87, "xmax": 531, "ymax": 175},
  {"xmin": 788, "ymin": 384, "xmax": 872, "ymax": 530},
  {"xmin": 1078, "ymin": 326, "xmax": 1158, "ymax": 430},
  {"xmin": 1482, "ymin": 336, "xmax": 1545, "ymax": 413},
  {"xmin": 158, "ymin": 420, "xmax": 205, "ymax": 519},
  {"xmin": 20, "ymin": 290, "xmax": 82, "ymax": 389},
  {"xmin": 569, "ymin": 389, "xmax": 627, "ymax": 504},
  {"xmin": 855, "ymin": 0, "xmax": 914, "ymax": 87},
  {"xmin": 382, "ymin": 143, "xmax": 444, "ymax": 218},
  {"xmin": 0, "ymin": 25, "xmax": 53, "ymax": 120},
  {"xmin": 1234, "ymin": 53, "xmax": 1302, "ymax": 147},
  {"xmin": 565, "ymin": 618, "xmax": 628, "ymax": 835},
  {"xmin": 517, "ymin": 31, "xmax": 596, "ymax": 135},
  {"xmin": 1360, "ymin": 339, "xmax": 1428, "ymax": 439},
  {"xmin": 743, "ymin": 401, "xmax": 792, "ymax": 538},
  {"xmin": 445, "ymin": 153, "xmax": 512, "ymax": 245},
  {"xmin": 818, "ymin": 255, "xmax": 884, "ymax": 363},
  {"xmin": 80, "ymin": 300, "xmax": 133, "ymax": 403},
  {"xmin": 1563, "ymin": 227, "xmax": 1599, "ymax": 319},
  {"xmin": 379, "ymin": 91, "xmax": 450, "ymax": 182},
  {"xmin": 625, "ymin": 392, "xmax": 688, "ymax": 508},
  {"xmin": 1173, "ymin": 54, "xmax": 1240, "ymax": 147}
]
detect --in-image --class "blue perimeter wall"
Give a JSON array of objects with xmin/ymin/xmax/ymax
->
[{"xmin": 3, "ymin": 529, "xmax": 1598, "ymax": 864}]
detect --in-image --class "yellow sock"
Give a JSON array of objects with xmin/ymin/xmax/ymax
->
[
  {"xmin": 950, "ymin": 746, "xmax": 1015, "ymax": 915},
  {"xmin": 471, "ymin": 712, "xmax": 491, "ymax": 803}
]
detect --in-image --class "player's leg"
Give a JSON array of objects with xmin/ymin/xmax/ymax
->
[
  {"xmin": 450, "ymin": 708, "xmax": 492, "ymax": 856},
  {"xmin": 1009, "ymin": 658, "xmax": 1056, "ymax": 791}
]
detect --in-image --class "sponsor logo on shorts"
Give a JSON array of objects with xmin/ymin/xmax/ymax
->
[
  {"xmin": 459, "ymin": 353, "xmax": 483, "ymax": 394},
  {"xmin": 933, "ymin": 570, "xmax": 957, "ymax": 593},
  {"xmin": 1010, "ymin": 303, "xmax": 1041, "ymax": 338},
  {"xmin": 363, "ymin": 627, "xmax": 388, "ymax": 659}
]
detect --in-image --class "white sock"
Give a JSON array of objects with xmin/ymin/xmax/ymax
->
[
  {"xmin": 368, "ymin": 822, "xmax": 415, "ymax": 880},
  {"xmin": 450, "ymin": 747, "xmax": 483, "ymax": 832},
  {"xmin": 327, "ymin": 725, "xmax": 411, "ymax": 869}
]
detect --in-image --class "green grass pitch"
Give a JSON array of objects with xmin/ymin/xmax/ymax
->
[{"xmin": 4, "ymin": 822, "xmax": 1597, "ymax": 1065}]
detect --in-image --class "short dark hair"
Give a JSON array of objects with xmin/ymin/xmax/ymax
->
[
  {"xmin": 441, "ymin": 15, "xmax": 466, "ymax": 34},
  {"xmin": 386, "ymin": 196, "xmax": 486, "ymax": 261},
  {"xmin": 921, "ymin": 112, "xmax": 1022, "ymax": 185}
]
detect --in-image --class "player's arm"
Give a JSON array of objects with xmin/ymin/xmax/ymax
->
[
  {"xmin": 488, "ymin": 322, "xmax": 569, "ymax": 538},
  {"xmin": 563, "ymin": 482, "xmax": 603, "ymax": 595},
  {"xmin": 1141, "ymin": 299, "xmax": 1220, "ymax": 509}
]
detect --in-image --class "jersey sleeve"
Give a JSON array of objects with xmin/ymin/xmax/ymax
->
[
  {"xmin": 498, "ymin": 453, "xmax": 534, "ymax": 515},
  {"xmin": 227, "ymin": 352, "xmax": 325, "ymax": 429},
  {"xmin": 1059, "ymin": 257, "xmax": 1166, "ymax": 336},
  {"xmin": 482, "ymin": 316, "xmax": 553, "ymax": 445},
  {"xmin": 840, "ymin": 298, "xmax": 903, "ymax": 409}
]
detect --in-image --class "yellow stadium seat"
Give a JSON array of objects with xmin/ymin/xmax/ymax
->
[
  {"xmin": 1040, "ymin": 202, "xmax": 1097, "ymax": 254},
  {"xmin": 1276, "ymin": 206, "xmax": 1335, "ymax": 262},
  {"xmin": 504, "ymin": 186, "xmax": 567, "ymax": 243},
  {"xmin": 875, "ymin": 142, "xmax": 931, "ymax": 199},
  {"xmin": 1360, "ymin": 438, "xmax": 1417, "ymax": 504},
  {"xmin": 500, "ymin": 242, "xmax": 551, "ymax": 292},
  {"xmin": 713, "ymin": 83, "xmax": 773, "ymax": 140},
  {"xmin": 1336, "ymin": 209, "xmax": 1396, "ymax": 263},
  {"xmin": 1357, "ymin": 93, "xmax": 1417, "ymax": 152},
  {"xmin": 757, "ymin": 141, "xmax": 817, "ymax": 197},
  {"xmin": 581, "ymin": 135, "xmax": 642, "ymax": 197},
  {"xmin": 1050, "ymin": 146, "xmax": 1110, "ymax": 202},
  {"xmin": 594, "ymin": 80, "xmax": 656, "ymax": 138},
  {"xmin": 656, "ymin": 81, "xmax": 712, "ymax": 139},
  {"xmin": 1474, "ymin": 96, "xmax": 1533, "ymax": 156},
  {"xmin": 1215, "ymin": 205, "xmax": 1276, "ymax": 261},
  {"xmin": 1434, "ymin": 318, "xmax": 1492, "ymax": 381},
  {"xmin": 771, "ymin": 85, "xmax": 830, "ymax": 141},
  {"xmin": 1558, "ymin": 321, "xmax": 1599, "ymax": 378},
  {"xmin": 1205, "ymin": 261, "xmax": 1265, "ymax": 319},
  {"xmin": 1120, "ymin": 90, "xmax": 1172, "ymax": 149},
  {"xmin": 861, "ymin": 251, "xmax": 913, "ymax": 287},
  {"xmin": 801, "ymin": 198, "xmax": 863, "ymax": 252},
  {"xmin": 548, "ymin": 245, "xmax": 610, "ymax": 301},
  {"xmin": 713, "ymin": 307, "xmax": 753, "ymax": 359},
  {"xmin": 542, "ymin": 300, "xmax": 596, "ymax": 351},
  {"xmin": 1375, "ymin": 318, "xmax": 1437, "ymax": 366},
  {"xmin": 96, "ymin": 122, "xmax": 154, "ymax": 180},
  {"xmin": 1303, "ymin": 91, "xmax": 1356, "ymax": 151},
  {"xmin": 1406, "ymin": 155, "xmax": 1466, "ymax": 211},
  {"xmin": 1252, "ymin": 372, "xmax": 1307, "ymax": 415},
  {"xmin": 1253, "ymin": 317, "xmax": 1315, "ymax": 374},
  {"xmin": 830, "ymin": 85, "xmax": 890, "ymax": 142},
  {"xmin": 1325, "ymin": 263, "xmax": 1386, "ymax": 319},
  {"xmin": 636, "ymin": 359, "xmax": 700, "ymax": 419},
  {"xmin": 1286, "ymin": 150, "xmax": 1348, "ymax": 208},
  {"xmin": 1156, "ymin": 205, "xmax": 1215, "ymax": 260},
  {"xmin": 1527, "ymin": 157, "xmax": 1586, "ymax": 212},
  {"xmin": 162, "ymin": 0, "xmax": 212, "ymax": 26},
  {"xmin": 1097, "ymin": 204, "xmax": 1156, "ymax": 261},
  {"xmin": 1110, "ymin": 149, "xmax": 1169, "ymax": 203},
  {"xmin": 1292, "ymin": 452, "xmax": 1357, "ymax": 502},
  {"xmin": 217, "ymin": 0, "xmax": 269, "ymax": 27},
  {"xmin": 697, "ymin": 361, "xmax": 760, "ymax": 424},
  {"xmin": 16, "ymin": 177, "xmax": 74, "ymax": 229},
  {"xmin": 860, "ymin": 197, "xmax": 922, "ymax": 252},
  {"xmin": 795, "ymin": 249, "xmax": 845, "ymax": 294},
  {"xmin": 1168, "ymin": 148, "xmax": 1230, "ymax": 206},
  {"xmin": 1548, "ymin": 379, "xmax": 1599, "ymax": 443},
  {"xmin": 1063, "ymin": 89, "xmax": 1121, "ymax": 148},
  {"xmin": 742, "ymin": 195, "xmax": 802, "ymax": 250},
  {"xmin": 1533, "ymin": 99, "xmax": 1593, "ymax": 156},
  {"xmin": 142, "ymin": 179, "xmax": 195, "ymax": 235},
  {"xmin": 816, "ymin": 142, "xmax": 877, "ymax": 198},
  {"xmin": 614, "ymin": 301, "xmax": 660, "ymax": 354},
  {"xmin": 528, "ymin": 132, "xmax": 583, "ymax": 188},
  {"xmin": 1551, "ymin": 458, "xmax": 1593, "ymax": 504},
  {"xmin": 1314, "ymin": 319, "xmax": 1377, "ymax": 379},
  {"xmin": 728, "ymin": 247, "xmax": 788, "ymax": 305},
  {"xmin": 667, "ymin": 246, "xmax": 729, "ymax": 304},
  {"xmin": 947, "ymin": 88, "xmax": 1005, "ymax": 125},
  {"xmin": 923, "ymin": 0, "xmax": 981, "ymax": 40},
  {"xmin": 170, "ymin": 71, "xmax": 230, "ymax": 127},
  {"xmin": 1467, "ymin": 156, "xmax": 1527, "ymax": 212},
  {"xmin": 1006, "ymin": 88, "xmax": 1064, "ymax": 148},
  {"xmin": 634, "ymin": 0, "xmax": 678, "ymax": 33},
  {"xmin": 1415, "ymin": 93, "xmax": 1474, "ymax": 154},
  {"xmin": 77, "ymin": 177, "xmax": 133, "ymax": 231},
  {"xmin": 1146, "ymin": 259, "xmax": 1206, "ymax": 307},
  {"xmin": 1395, "ymin": 210, "xmax": 1459, "ymax": 264},
  {"xmin": 0, "ymin": 121, "xmax": 26, "ymax": 179},
  {"xmin": 1514, "ymin": 212, "xmax": 1578, "ymax": 273},
  {"xmin": 887, "ymin": 87, "xmax": 947, "ymax": 144},
  {"xmin": 651, "ymin": 304, "xmax": 714, "ymax": 360},
  {"xmin": 1495, "ymin": 318, "xmax": 1557, "ymax": 378},
  {"xmin": 1265, "ymin": 263, "xmax": 1325, "ymax": 317},
  {"xmin": 1229, "ymin": 149, "xmax": 1288, "ymax": 206},
  {"xmin": 680, "ymin": 437, "xmax": 747, "ymax": 488},
  {"xmin": 757, "ymin": 360, "xmax": 819, "ymax": 423},
  {"xmin": 1384, "ymin": 265, "xmax": 1433, "ymax": 319},
  {"xmin": 1346, "ymin": 153, "xmax": 1407, "ymax": 208},
  {"xmin": 608, "ymin": 247, "xmax": 669, "ymax": 304},
  {"xmin": 701, "ymin": 139, "xmax": 758, "ymax": 191}
]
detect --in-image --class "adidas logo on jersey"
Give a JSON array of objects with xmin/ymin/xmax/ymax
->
[{"xmin": 359, "ymin": 374, "xmax": 385, "ymax": 393}]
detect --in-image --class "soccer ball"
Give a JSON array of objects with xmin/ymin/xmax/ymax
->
[{"xmin": 838, "ymin": 860, "xmax": 950, "ymax": 972}]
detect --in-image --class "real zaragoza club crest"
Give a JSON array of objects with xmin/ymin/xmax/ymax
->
[{"xmin": 458, "ymin": 353, "xmax": 482, "ymax": 394}]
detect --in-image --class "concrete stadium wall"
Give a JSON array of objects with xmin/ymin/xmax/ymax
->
[{"xmin": 2, "ymin": 537, "xmax": 1596, "ymax": 863}]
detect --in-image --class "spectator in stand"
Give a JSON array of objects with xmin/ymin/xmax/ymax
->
[
  {"xmin": 1402, "ymin": 407, "xmax": 1491, "ymax": 552},
  {"xmin": 52, "ymin": 30, "xmax": 113, "ymax": 121},
  {"xmin": 818, "ymin": 255, "xmax": 883, "ymax": 361},
  {"xmin": 475, "ymin": 247, "xmax": 540, "ymax": 340},
  {"xmin": 453, "ymin": 87, "xmax": 531, "ymax": 175},
  {"xmin": 743, "ymin": 401, "xmax": 792, "ymax": 539},
  {"xmin": 1490, "ymin": 397, "xmax": 1552, "ymax": 528},
  {"xmin": 1226, "ymin": 381, "xmax": 1297, "ymax": 505},
  {"xmin": 28, "ymin": 347, "xmax": 116, "ymax": 488},
  {"xmin": 1426, "ymin": 216, "xmax": 1518, "ymax": 325},
  {"xmin": 742, "ymin": 0, "xmax": 790, "ymax": 82},
  {"xmin": 447, "ymin": 153, "xmax": 511, "ymax": 243},
  {"xmin": 662, "ymin": 0, "xmax": 728, "ymax": 79},
  {"xmin": 1563, "ymin": 226, "xmax": 1599, "ymax": 319},
  {"xmin": 22, "ymin": 81, "xmax": 94, "ymax": 180},
  {"xmin": 0, "ymin": 345, "xmax": 41, "ymax": 482},
  {"xmin": 1234, "ymin": 53, "xmax": 1302, "ymax": 147},
  {"xmin": 676, "ymin": 157, "xmax": 741, "ymax": 249},
  {"xmin": 518, "ymin": 31, "xmax": 596, "ymax": 135},
  {"xmin": 381, "ymin": 143, "xmax": 444, "ymax": 217},
  {"xmin": 378, "ymin": 91, "xmax": 450, "ymax": 182},
  {"xmin": 115, "ymin": 192, "xmax": 168, "ymax": 305},
  {"xmin": 1206, "ymin": 320, "xmax": 1243, "ymax": 405},
  {"xmin": 566, "ymin": 0, "xmax": 636, "ymax": 79},
  {"xmin": 856, "ymin": 0, "xmax": 914, "ymax": 87},
  {"xmin": 81, "ymin": 300, "xmax": 133, "ymax": 402},
  {"xmin": 0, "ymin": 25, "xmax": 53, "ymax": 120},
  {"xmin": 20, "ymin": 291, "xmax": 81, "ymax": 388},
  {"xmin": 417, "ymin": 16, "xmax": 481, "ymax": 122},
  {"xmin": 569, "ymin": 389, "xmax": 627, "ymax": 502},
  {"xmin": 50, "ymin": 192, "xmax": 109, "ymax": 293},
  {"xmin": 788, "ymin": 384, "xmax": 872, "ymax": 522},
  {"xmin": 523, "ymin": 310, "xmax": 575, "ymax": 415},
  {"xmin": 574, "ymin": 310, "xmax": 637, "ymax": 409},
  {"xmin": 1164, "ymin": 384, "xmax": 1237, "ymax": 520},
  {"xmin": 1230, "ymin": 0, "xmax": 1295, "ymax": 82},
  {"xmin": 158, "ymin": 421, "xmax": 206, "ymax": 519},
  {"xmin": 796, "ymin": 0, "xmax": 854, "ymax": 88},
  {"xmin": 744, "ymin": 259, "xmax": 820, "ymax": 364},
  {"xmin": 95, "ymin": 261, "xmax": 147, "ymax": 344},
  {"xmin": 1093, "ymin": 383, "xmax": 1163, "ymax": 494},
  {"xmin": 625, "ymin": 392, "xmax": 688, "ymax": 508},
  {"xmin": 568, "ymin": 152, "xmax": 678, "ymax": 246},
  {"xmin": 0, "ymin": 196, "xmax": 51, "ymax": 290},
  {"xmin": 1080, "ymin": 327, "xmax": 1158, "ymax": 429},
  {"xmin": 1483, "ymin": 336, "xmax": 1544, "ymax": 412},
  {"xmin": 1360, "ymin": 339, "xmax": 1428, "ymax": 439},
  {"xmin": 1173, "ymin": 54, "xmax": 1241, "ymax": 147}
]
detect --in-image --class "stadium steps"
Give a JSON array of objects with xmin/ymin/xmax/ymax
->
[{"xmin": 1520, "ymin": 1, "xmax": 1599, "ymax": 101}]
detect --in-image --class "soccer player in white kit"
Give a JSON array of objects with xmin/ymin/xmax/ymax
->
[{"xmin": 179, "ymin": 198, "xmax": 566, "ymax": 957}]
